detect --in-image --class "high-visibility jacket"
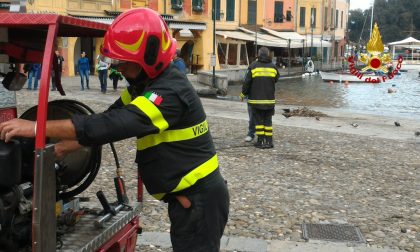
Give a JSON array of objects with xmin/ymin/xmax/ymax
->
[
  {"xmin": 241, "ymin": 57, "xmax": 279, "ymax": 110},
  {"xmin": 72, "ymin": 64, "xmax": 218, "ymax": 200}
]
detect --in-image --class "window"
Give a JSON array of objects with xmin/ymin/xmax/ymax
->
[
  {"xmin": 192, "ymin": 0, "xmax": 204, "ymax": 12},
  {"xmin": 336, "ymin": 10, "xmax": 339, "ymax": 28},
  {"xmin": 274, "ymin": 1, "xmax": 284, "ymax": 23},
  {"xmin": 324, "ymin": 7, "xmax": 328, "ymax": 30},
  {"xmin": 215, "ymin": 0, "xmax": 221, "ymax": 20},
  {"xmin": 227, "ymin": 43, "xmax": 238, "ymax": 65},
  {"xmin": 299, "ymin": 7, "xmax": 306, "ymax": 27},
  {"xmin": 310, "ymin": 8, "xmax": 316, "ymax": 28},
  {"xmin": 331, "ymin": 9, "xmax": 334, "ymax": 27},
  {"xmin": 226, "ymin": 0, "xmax": 235, "ymax": 21},
  {"xmin": 286, "ymin": 10, "xmax": 292, "ymax": 21},
  {"xmin": 341, "ymin": 11, "xmax": 343, "ymax": 28},
  {"xmin": 218, "ymin": 43, "xmax": 227, "ymax": 64},
  {"xmin": 248, "ymin": 0, "xmax": 256, "ymax": 25},
  {"xmin": 171, "ymin": 0, "xmax": 183, "ymax": 10}
]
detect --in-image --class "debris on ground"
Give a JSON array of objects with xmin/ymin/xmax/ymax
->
[
  {"xmin": 282, "ymin": 107, "xmax": 328, "ymax": 118},
  {"xmin": 394, "ymin": 121, "xmax": 401, "ymax": 127}
]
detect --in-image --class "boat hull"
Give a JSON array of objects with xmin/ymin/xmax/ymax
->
[{"xmin": 319, "ymin": 71, "xmax": 368, "ymax": 83}]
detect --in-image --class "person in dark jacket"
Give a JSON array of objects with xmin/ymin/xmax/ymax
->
[
  {"xmin": 172, "ymin": 49, "xmax": 187, "ymax": 74},
  {"xmin": 0, "ymin": 8, "xmax": 229, "ymax": 252},
  {"xmin": 109, "ymin": 67, "xmax": 123, "ymax": 90},
  {"xmin": 51, "ymin": 50, "xmax": 65, "ymax": 94},
  {"xmin": 240, "ymin": 47, "xmax": 279, "ymax": 148}
]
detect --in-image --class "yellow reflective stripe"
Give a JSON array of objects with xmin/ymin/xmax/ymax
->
[
  {"xmin": 137, "ymin": 120, "xmax": 208, "ymax": 151},
  {"xmin": 251, "ymin": 67, "xmax": 277, "ymax": 78},
  {"xmin": 121, "ymin": 88, "xmax": 132, "ymax": 105},
  {"xmin": 151, "ymin": 154, "xmax": 219, "ymax": 200},
  {"xmin": 248, "ymin": 99, "xmax": 276, "ymax": 104},
  {"xmin": 256, "ymin": 131, "xmax": 264, "ymax": 135},
  {"xmin": 152, "ymin": 193, "xmax": 166, "ymax": 200},
  {"xmin": 265, "ymin": 132, "xmax": 273, "ymax": 136},
  {"xmin": 131, "ymin": 96, "xmax": 169, "ymax": 133},
  {"xmin": 255, "ymin": 125, "xmax": 264, "ymax": 129},
  {"xmin": 264, "ymin": 126, "xmax": 273, "ymax": 130},
  {"xmin": 172, "ymin": 154, "xmax": 218, "ymax": 193}
]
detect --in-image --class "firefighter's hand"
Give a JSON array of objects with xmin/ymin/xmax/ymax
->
[
  {"xmin": 240, "ymin": 93, "xmax": 245, "ymax": 102},
  {"xmin": 55, "ymin": 140, "xmax": 82, "ymax": 158},
  {"xmin": 0, "ymin": 119, "xmax": 35, "ymax": 142}
]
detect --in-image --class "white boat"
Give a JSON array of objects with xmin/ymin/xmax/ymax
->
[{"xmin": 319, "ymin": 71, "xmax": 382, "ymax": 83}]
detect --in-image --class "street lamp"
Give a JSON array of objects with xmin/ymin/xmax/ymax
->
[
  {"xmin": 310, "ymin": 6, "xmax": 314, "ymax": 58},
  {"xmin": 254, "ymin": 0, "xmax": 258, "ymax": 57},
  {"xmin": 212, "ymin": 0, "xmax": 216, "ymax": 88}
]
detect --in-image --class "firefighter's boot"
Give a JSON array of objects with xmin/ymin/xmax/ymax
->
[
  {"xmin": 264, "ymin": 136, "xmax": 274, "ymax": 149},
  {"xmin": 254, "ymin": 136, "xmax": 265, "ymax": 148}
]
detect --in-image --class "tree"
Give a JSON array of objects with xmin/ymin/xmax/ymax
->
[{"xmin": 348, "ymin": 0, "xmax": 419, "ymax": 44}]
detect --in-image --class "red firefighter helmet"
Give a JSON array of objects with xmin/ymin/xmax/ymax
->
[{"xmin": 101, "ymin": 8, "xmax": 177, "ymax": 79}]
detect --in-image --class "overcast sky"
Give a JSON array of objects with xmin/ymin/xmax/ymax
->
[{"xmin": 350, "ymin": 0, "xmax": 374, "ymax": 10}]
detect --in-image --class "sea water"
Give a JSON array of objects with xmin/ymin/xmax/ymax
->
[{"xmin": 228, "ymin": 69, "xmax": 420, "ymax": 120}]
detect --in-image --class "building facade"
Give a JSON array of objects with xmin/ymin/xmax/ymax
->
[{"xmin": 5, "ymin": 0, "xmax": 349, "ymax": 74}]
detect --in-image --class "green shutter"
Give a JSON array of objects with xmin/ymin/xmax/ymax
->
[
  {"xmin": 215, "ymin": 0, "xmax": 221, "ymax": 20},
  {"xmin": 226, "ymin": 0, "xmax": 235, "ymax": 21}
]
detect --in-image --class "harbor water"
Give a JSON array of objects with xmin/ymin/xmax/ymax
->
[{"xmin": 228, "ymin": 69, "xmax": 420, "ymax": 120}]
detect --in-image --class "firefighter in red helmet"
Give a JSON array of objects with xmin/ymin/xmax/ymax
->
[{"xmin": 0, "ymin": 8, "xmax": 229, "ymax": 251}]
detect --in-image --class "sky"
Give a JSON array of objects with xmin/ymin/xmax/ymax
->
[{"xmin": 350, "ymin": 0, "xmax": 374, "ymax": 10}]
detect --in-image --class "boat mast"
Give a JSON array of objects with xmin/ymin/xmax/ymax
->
[{"xmin": 369, "ymin": 0, "xmax": 374, "ymax": 39}]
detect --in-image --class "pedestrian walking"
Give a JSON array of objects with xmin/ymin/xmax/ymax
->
[
  {"xmin": 109, "ymin": 67, "xmax": 123, "ymax": 90},
  {"xmin": 240, "ymin": 47, "xmax": 279, "ymax": 148},
  {"xmin": 0, "ymin": 8, "xmax": 229, "ymax": 252},
  {"xmin": 51, "ymin": 49, "xmax": 64, "ymax": 91},
  {"xmin": 27, "ymin": 63, "xmax": 41, "ymax": 90},
  {"xmin": 97, "ymin": 55, "xmax": 109, "ymax": 93},
  {"xmin": 77, "ymin": 51, "xmax": 90, "ymax": 90}
]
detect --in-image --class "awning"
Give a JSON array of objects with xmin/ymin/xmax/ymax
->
[
  {"xmin": 260, "ymin": 27, "xmax": 306, "ymax": 41},
  {"xmin": 234, "ymin": 27, "xmax": 304, "ymax": 48},
  {"xmin": 71, "ymin": 15, "xmax": 114, "ymax": 25},
  {"xmin": 315, "ymin": 34, "xmax": 344, "ymax": 41},
  {"xmin": 388, "ymin": 36, "xmax": 420, "ymax": 46},
  {"xmin": 0, "ymin": 13, "xmax": 109, "ymax": 37},
  {"xmin": 216, "ymin": 30, "xmax": 256, "ymax": 42},
  {"xmin": 168, "ymin": 21, "xmax": 206, "ymax": 30},
  {"xmin": 217, "ymin": 29, "xmax": 305, "ymax": 48}
]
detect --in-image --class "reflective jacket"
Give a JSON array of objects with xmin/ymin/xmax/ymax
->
[
  {"xmin": 72, "ymin": 64, "xmax": 218, "ymax": 200},
  {"xmin": 241, "ymin": 56, "xmax": 279, "ymax": 110}
]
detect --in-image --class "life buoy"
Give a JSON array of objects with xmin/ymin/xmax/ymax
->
[{"xmin": 305, "ymin": 59, "xmax": 314, "ymax": 73}]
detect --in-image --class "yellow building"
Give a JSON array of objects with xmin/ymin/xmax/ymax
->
[
  {"xmin": 9, "ymin": 0, "xmax": 348, "ymax": 75},
  {"xmin": 296, "ymin": 0, "xmax": 349, "ymax": 61}
]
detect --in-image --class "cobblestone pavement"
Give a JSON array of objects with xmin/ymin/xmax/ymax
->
[{"xmin": 15, "ymin": 77, "xmax": 419, "ymax": 251}]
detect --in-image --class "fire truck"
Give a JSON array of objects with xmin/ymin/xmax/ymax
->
[{"xmin": 0, "ymin": 13, "xmax": 142, "ymax": 251}]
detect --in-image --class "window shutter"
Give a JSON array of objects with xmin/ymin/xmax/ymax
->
[{"xmin": 226, "ymin": 0, "xmax": 235, "ymax": 21}]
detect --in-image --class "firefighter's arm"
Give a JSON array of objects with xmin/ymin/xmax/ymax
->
[
  {"xmin": 0, "ymin": 118, "xmax": 76, "ymax": 142},
  {"xmin": 71, "ymin": 89, "xmax": 186, "ymax": 146}
]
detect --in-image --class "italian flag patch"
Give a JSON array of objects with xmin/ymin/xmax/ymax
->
[{"xmin": 144, "ymin": 91, "xmax": 163, "ymax": 106}]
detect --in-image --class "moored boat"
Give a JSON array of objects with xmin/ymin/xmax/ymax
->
[{"xmin": 319, "ymin": 71, "xmax": 382, "ymax": 83}]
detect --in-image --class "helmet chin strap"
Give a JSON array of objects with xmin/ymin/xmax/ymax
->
[{"xmin": 125, "ymin": 68, "xmax": 152, "ymax": 97}]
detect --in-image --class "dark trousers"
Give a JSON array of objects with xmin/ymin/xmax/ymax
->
[
  {"xmin": 168, "ymin": 170, "xmax": 229, "ymax": 252},
  {"xmin": 252, "ymin": 107, "xmax": 274, "ymax": 138},
  {"xmin": 111, "ymin": 76, "xmax": 119, "ymax": 90},
  {"xmin": 247, "ymin": 103, "xmax": 256, "ymax": 137},
  {"xmin": 98, "ymin": 69, "xmax": 108, "ymax": 93}
]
